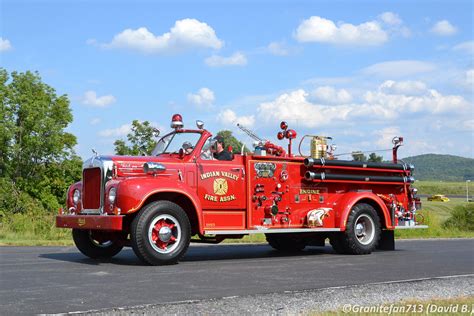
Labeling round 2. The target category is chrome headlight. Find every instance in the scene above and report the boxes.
[108,187,117,204]
[73,189,81,205]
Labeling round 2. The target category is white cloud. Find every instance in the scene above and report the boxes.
[99,123,131,137]
[374,127,401,147]
[217,109,255,127]
[466,69,474,87]
[104,19,223,54]
[258,90,352,128]
[453,41,474,54]
[205,52,247,67]
[90,118,101,125]
[257,82,470,128]
[0,37,12,52]
[294,16,388,46]
[364,85,469,114]
[379,12,402,26]
[187,87,215,109]
[377,12,411,38]
[431,20,457,36]
[312,86,352,104]
[82,90,116,107]
[462,119,474,131]
[267,41,290,56]
[362,60,436,78]
[379,80,428,95]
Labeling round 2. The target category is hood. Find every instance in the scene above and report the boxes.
[94,155,182,177]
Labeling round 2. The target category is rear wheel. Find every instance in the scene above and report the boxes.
[266,233,306,252]
[131,201,191,265]
[332,203,381,254]
[72,229,124,259]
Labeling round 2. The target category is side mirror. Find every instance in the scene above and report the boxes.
[179,148,185,159]
[196,120,204,129]
[153,128,160,137]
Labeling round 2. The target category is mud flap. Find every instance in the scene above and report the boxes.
[377,230,395,250]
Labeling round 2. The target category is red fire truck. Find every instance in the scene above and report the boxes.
[56,114,425,265]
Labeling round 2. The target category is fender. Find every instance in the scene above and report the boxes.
[115,177,203,233]
[336,192,393,231]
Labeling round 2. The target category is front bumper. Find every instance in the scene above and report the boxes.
[56,215,123,231]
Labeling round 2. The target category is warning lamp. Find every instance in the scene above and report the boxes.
[285,129,297,139]
[280,121,288,130]
[277,131,285,140]
[171,114,183,129]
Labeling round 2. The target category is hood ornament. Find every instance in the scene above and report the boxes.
[91,148,99,166]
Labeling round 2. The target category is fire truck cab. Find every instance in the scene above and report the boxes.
[57,114,426,265]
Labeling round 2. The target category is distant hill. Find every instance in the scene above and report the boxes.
[401,154,474,181]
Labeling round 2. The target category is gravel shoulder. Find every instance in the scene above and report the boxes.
[76,275,474,315]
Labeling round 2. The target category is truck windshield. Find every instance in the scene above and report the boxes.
[151,132,201,156]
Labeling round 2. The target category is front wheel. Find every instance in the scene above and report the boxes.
[72,229,124,259]
[131,201,191,265]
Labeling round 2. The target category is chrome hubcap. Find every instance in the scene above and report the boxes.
[158,226,172,243]
[354,214,375,245]
[148,214,181,254]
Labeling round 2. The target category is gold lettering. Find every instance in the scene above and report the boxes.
[204,194,218,202]
[221,171,239,181]
[219,194,236,202]
[300,189,320,195]
[200,171,221,180]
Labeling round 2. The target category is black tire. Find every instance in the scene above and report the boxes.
[329,234,347,254]
[337,203,381,254]
[72,229,124,259]
[131,201,191,265]
[265,234,306,252]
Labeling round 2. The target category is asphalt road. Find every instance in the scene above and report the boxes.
[1,239,473,315]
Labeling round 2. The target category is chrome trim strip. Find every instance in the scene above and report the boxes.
[204,228,342,235]
[81,156,114,214]
[395,225,429,229]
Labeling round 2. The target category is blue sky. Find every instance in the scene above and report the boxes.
[1,0,473,159]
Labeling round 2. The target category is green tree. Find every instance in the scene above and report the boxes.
[368,153,383,162]
[217,130,247,154]
[352,152,367,162]
[0,68,81,213]
[114,120,160,155]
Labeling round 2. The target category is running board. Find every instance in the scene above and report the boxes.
[204,228,342,235]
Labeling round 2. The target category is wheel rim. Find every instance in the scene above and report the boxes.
[354,214,375,245]
[148,214,181,254]
[88,231,113,248]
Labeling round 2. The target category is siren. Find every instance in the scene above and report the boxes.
[171,114,183,129]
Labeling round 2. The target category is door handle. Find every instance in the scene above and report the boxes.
[231,167,245,179]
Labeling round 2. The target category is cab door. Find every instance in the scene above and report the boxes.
[197,155,247,231]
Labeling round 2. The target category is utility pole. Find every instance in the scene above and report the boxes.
[467,180,471,202]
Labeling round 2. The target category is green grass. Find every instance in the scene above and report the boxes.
[415,180,472,196]
[396,198,474,239]
[0,213,73,246]
[314,296,474,315]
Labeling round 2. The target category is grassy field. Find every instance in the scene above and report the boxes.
[1,185,472,246]
[414,180,472,196]
[395,198,474,239]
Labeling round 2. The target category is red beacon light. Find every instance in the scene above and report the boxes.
[280,121,288,130]
[171,114,183,129]
[285,129,297,139]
